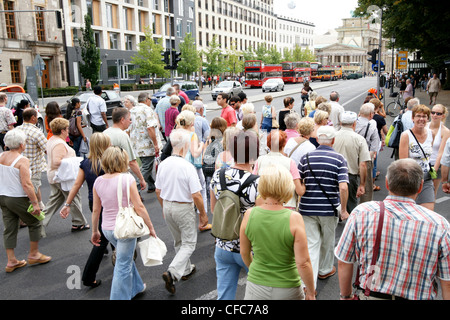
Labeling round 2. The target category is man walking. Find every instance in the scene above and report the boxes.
[329,91,345,131]
[298,125,349,288]
[336,159,450,300]
[104,107,146,191]
[87,86,109,132]
[355,103,380,203]
[17,108,47,209]
[333,111,370,213]
[129,92,162,193]
[155,86,177,141]
[426,73,441,105]
[217,93,236,127]
[155,129,209,294]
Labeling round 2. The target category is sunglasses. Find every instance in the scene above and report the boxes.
[431,111,443,116]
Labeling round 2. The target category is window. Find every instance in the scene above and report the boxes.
[178,0,183,16]
[35,6,46,42]
[10,60,21,83]
[4,0,16,39]
[106,4,113,28]
[186,21,192,34]
[125,35,133,50]
[176,19,182,37]
[109,32,118,49]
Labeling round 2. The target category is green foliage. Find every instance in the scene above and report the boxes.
[178,33,201,78]
[203,35,224,76]
[129,27,169,78]
[354,0,450,72]
[224,42,244,75]
[79,15,101,85]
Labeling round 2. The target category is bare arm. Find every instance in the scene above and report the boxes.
[337,260,354,299]
[398,131,409,159]
[129,159,146,190]
[60,168,85,219]
[441,279,450,300]
[18,158,39,214]
[192,191,208,228]
[339,182,349,220]
[91,188,102,246]
[239,208,253,268]
[101,112,109,128]
[129,179,156,237]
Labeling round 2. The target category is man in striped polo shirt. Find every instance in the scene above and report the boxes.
[336,159,450,300]
[298,125,349,288]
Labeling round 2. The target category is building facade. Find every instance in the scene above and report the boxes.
[0,0,67,88]
[64,0,195,87]
[276,15,314,54]
[195,0,277,53]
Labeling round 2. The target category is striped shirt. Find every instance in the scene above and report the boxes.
[298,145,348,216]
[335,196,450,300]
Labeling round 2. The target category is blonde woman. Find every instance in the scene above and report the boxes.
[60,133,111,288]
[240,165,315,300]
[310,110,329,148]
[428,104,450,196]
[92,146,156,300]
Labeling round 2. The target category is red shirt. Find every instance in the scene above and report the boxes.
[220,105,237,127]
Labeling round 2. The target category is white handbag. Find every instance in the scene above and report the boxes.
[137,236,167,267]
[113,173,150,239]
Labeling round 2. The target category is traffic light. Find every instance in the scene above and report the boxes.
[55,10,63,29]
[171,50,181,70]
[161,49,171,69]
[367,49,379,64]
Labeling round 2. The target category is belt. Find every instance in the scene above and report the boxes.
[357,287,407,300]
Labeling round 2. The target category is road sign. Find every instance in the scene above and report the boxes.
[372,60,385,72]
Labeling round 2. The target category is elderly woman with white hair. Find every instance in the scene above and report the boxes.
[237,103,256,130]
[0,129,51,272]
[284,112,302,140]
[121,95,137,110]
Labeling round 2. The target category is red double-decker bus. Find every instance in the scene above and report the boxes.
[244,60,282,87]
[281,61,311,83]
[310,61,322,81]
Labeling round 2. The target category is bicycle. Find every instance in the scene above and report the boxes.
[386,92,405,117]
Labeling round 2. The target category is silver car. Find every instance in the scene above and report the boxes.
[211,81,243,100]
[262,78,285,92]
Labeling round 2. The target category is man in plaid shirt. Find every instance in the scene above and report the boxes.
[335,158,450,300]
[17,108,47,209]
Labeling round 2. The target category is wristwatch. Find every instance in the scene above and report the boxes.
[340,293,354,299]
[64,203,71,207]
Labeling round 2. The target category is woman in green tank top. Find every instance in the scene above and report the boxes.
[240,165,315,300]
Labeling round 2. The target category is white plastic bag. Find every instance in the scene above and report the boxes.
[137,236,167,267]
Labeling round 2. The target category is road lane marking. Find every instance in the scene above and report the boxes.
[195,276,247,300]
[342,90,370,107]
[435,196,450,204]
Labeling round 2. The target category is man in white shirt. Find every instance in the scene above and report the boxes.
[87,86,109,132]
[329,91,345,131]
[155,129,209,295]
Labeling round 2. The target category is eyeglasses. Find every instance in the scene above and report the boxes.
[414,115,428,119]
[431,111,443,116]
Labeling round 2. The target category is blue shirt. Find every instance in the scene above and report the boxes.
[298,145,349,216]
[155,96,171,131]
[194,113,210,143]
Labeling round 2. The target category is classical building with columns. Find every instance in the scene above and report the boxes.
[314,17,394,74]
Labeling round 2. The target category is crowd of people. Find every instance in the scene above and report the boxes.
[1,82,450,301]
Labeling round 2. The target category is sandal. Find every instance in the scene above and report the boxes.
[5,260,27,273]
[72,224,90,232]
[28,254,52,266]
[199,223,212,232]
[373,185,381,191]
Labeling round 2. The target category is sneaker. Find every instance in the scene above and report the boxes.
[181,264,196,281]
[162,271,176,294]
[318,266,336,280]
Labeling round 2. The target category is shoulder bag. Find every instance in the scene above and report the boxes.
[353,201,385,299]
[306,153,341,217]
[408,129,437,179]
[114,173,150,239]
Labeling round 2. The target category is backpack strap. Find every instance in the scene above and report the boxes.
[219,168,258,195]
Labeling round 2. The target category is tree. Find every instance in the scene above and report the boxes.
[178,32,201,79]
[242,47,256,61]
[292,45,316,62]
[282,47,293,62]
[354,0,450,87]
[266,46,282,64]
[129,27,168,83]
[255,44,268,62]
[80,15,101,85]
[224,42,244,75]
[203,35,224,78]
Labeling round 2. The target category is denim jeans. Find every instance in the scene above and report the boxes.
[69,135,82,157]
[214,246,248,300]
[103,230,145,300]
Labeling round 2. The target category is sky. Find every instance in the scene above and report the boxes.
[273,0,359,35]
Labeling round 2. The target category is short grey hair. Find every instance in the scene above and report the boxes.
[169,95,181,105]
[4,128,27,150]
[122,95,137,106]
[330,91,340,101]
[166,87,176,96]
[170,129,190,151]
[360,103,375,116]
[407,97,420,110]
[284,112,301,130]
[386,159,423,196]
[138,92,150,103]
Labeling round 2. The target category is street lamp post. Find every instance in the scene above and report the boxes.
[390,35,396,95]
[74,39,82,91]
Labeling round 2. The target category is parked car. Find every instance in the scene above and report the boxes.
[60,90,124,118]
[1,86,45,133]
[211,81,243,100]
[262,78,285,92]
[151,81,200,107]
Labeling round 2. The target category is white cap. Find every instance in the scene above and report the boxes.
[341,111,358,124]
[317,125,336,139]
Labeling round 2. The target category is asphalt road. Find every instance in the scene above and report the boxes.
[1,77,448,303]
